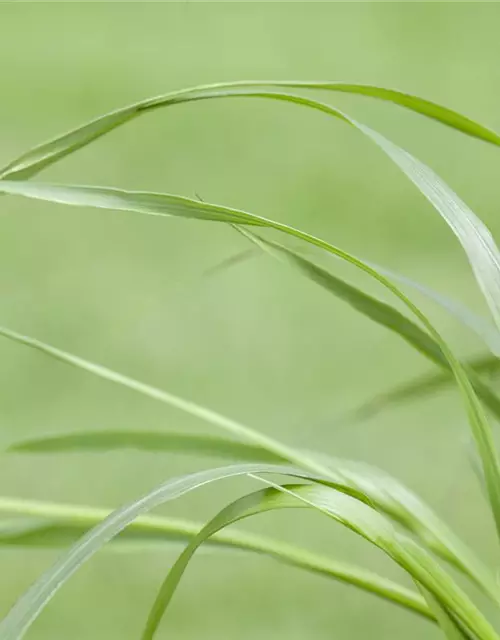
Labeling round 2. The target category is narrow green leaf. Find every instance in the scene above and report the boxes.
[346,353,500,424]
[357,120,500,343]
[370,261,500,356]
[258,481,499,640]
[305,453,499,604]
[142,481,497,640]
[1,80,498,182]
[7,431,283,462]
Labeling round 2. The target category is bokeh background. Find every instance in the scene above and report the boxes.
[1,3,500,639]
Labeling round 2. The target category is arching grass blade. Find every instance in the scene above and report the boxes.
[1,80,499,182]
[142,481,497,640]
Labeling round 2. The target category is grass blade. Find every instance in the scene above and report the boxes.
[1,80,498,182]
[357,120,500,341]
[417,586,471,640]
[256,481,499,640]
[371,262,500,356]
[7,431,283,462]
[346,353,500,424]
[305,453,498,603]
[142,481,497,640]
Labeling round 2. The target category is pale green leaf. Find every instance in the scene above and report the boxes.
[141,481,497,640]
[1,80,499,182]
[7,430,283,462]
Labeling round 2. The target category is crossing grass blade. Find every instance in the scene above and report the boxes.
[302,453,499,603]
[0,463,327,640]
[0,496,432,621]
[141,481,498,640]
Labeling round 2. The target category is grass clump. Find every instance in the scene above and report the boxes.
[1,81,500,639]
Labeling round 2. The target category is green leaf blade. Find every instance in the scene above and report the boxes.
[7,430,283,463]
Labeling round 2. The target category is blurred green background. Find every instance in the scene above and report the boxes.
[2,3,500,639]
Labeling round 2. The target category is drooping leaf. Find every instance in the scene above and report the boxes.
[303,452,499,603]
[256,482,498,640]
[1,80,499,183]
[141,481,496,640]
[355,119,500,345]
